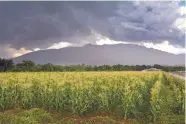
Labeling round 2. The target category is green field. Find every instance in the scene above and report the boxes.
[0,72,185,124]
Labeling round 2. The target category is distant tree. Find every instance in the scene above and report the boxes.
[22,60,36,71]
[41,63,53,71]
[153,64,163,69]
[15,60,36,72]
[0,58,14,72]
[112,64,124,71]
[0,58,184,72]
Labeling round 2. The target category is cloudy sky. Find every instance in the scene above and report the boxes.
[0,1,185,58]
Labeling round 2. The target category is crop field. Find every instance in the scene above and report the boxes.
[0,72,185,124]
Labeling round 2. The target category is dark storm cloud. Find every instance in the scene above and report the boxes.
[0,1,185,50]
[107,1,185,46]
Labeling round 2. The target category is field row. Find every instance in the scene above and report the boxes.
[0,72,185,123]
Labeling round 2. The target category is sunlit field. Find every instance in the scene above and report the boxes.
[0,72,185,124]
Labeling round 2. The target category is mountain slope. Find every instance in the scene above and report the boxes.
[13,44,185,66]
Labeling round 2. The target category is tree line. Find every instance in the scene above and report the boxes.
[0,58,185,72]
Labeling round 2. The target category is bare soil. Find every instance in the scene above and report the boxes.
[169,72,185,80]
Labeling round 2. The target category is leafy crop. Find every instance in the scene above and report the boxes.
[0,72,184,123]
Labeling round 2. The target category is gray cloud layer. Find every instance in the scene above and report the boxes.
[0,1,185,51]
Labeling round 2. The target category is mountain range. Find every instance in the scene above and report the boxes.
[13,44,185,66]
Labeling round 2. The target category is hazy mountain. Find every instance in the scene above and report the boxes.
[13,44,185,66]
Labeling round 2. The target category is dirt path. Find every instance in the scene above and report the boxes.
[169,72,185,80]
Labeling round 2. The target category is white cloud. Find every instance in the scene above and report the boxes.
[47,42,73,49]
[0,44,34,58]
[96,37,136,45]
[7,47,32,58]
[142,41,186,54]
[174,17,186,32]
[33,48,41,51]
[179,6,186,15]
[96,37,186,55]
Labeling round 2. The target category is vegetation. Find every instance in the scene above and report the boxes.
[0,58,185,72]
[0,108,143,124]
[0,72,184,123]
[0,58,14,72]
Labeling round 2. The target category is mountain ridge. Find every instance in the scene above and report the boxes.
[13,44,185,66]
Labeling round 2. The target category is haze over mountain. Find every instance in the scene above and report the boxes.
[13,44,185,66]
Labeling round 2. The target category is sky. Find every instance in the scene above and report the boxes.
[0,1,185,58]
